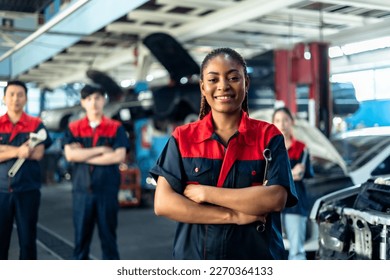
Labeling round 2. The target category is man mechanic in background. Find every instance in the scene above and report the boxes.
[64,84,129,260]
[0,80,52,259]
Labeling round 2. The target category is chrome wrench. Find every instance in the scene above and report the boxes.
[262,148,272,185]
[256,148,272,233]
[8,128,47,177]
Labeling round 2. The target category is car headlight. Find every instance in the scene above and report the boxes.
[319,221,348,252]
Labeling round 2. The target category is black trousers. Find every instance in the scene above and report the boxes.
[0,189,41,260]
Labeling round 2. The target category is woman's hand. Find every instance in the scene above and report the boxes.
[232,210,267,225]
[184,184,207,203]
[184,184,268,225]
[99,146,114,154]
[292,163,305,180]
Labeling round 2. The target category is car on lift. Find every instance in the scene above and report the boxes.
[246,50,360,117]
[295,82,359,116]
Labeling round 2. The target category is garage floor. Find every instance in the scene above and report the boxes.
[8,182,175,260]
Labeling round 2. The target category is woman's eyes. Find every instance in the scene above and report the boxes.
[207,76,240,82]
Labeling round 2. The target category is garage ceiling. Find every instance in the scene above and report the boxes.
[0,0,390,89]
[0,0,52,13]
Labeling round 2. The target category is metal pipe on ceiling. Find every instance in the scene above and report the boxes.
[0,0,91,63]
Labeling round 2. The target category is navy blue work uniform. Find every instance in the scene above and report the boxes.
[283,138,314,216]
[282,138,314,260]
[150,111,297,260]
[64,116,129,260]
[0,112,52,259]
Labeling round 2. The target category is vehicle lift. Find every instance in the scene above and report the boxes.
[274,42,333,137]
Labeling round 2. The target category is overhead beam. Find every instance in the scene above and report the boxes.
[53,54,96,62]
[105,22,164,36]
[128,10,197,23]
[171,0,303,41]
[156,0,230,10]
[279,8,382,27]
[232,22,337,37]
[194,31,301,49]
[67,45,118,54]
[318,0,390,11]
[325,18,390,46]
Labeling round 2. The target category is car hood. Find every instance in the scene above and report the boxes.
[250,109,348,175]
[142,32,200,83]
[86,69,124,101]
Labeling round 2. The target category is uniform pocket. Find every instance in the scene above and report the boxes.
[184,158,213,185]
[235,161,263,187]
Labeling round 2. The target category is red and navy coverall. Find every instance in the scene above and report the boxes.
[281,138,314,259]
[284,138,314,217]
[0,112,52,259]
[150,111,297,260]
[64,116,129,260]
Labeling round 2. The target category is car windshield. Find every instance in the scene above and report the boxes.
[331,135,390,170]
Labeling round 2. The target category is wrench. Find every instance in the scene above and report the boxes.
[8,128,47,177]
[262,148,272,185]
[256,148,273,233]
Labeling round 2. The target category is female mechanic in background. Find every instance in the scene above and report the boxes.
[272,107,314,260]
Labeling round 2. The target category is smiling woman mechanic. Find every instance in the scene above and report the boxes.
[150,48,297,260]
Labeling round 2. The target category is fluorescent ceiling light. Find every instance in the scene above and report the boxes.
[342,36,390,55]
[329,36,390,58]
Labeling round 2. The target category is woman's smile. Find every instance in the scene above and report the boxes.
[214,94,235,101]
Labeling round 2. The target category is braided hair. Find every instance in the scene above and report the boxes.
[199,48,249,120]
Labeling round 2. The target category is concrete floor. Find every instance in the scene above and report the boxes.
[8,182,176,260]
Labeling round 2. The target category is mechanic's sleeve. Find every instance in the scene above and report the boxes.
[149,136,185,194]
[266,134,298,208]
[303,149,314,179]
[62,126,76,147]
[36,122,53,149]
[113,125,130,152]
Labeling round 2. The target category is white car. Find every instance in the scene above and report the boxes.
[306,126,390,256]
[331,127,390,184]
[310,177,390,259]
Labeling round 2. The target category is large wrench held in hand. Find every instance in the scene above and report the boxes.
[8,128,47,177]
